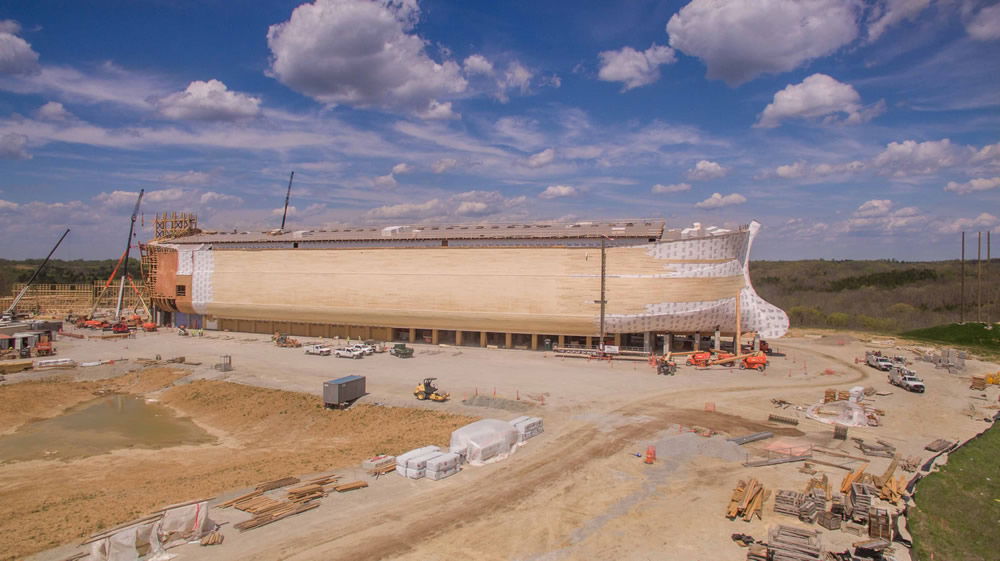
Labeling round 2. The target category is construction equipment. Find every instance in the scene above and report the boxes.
[687,351,736,367]
[272,332,301,348]
[389,343,414,358]
[2,228,70,323]
[414,378,449,401]
[34,339,55,356]
[656,356,677,375]
[739,352,769,372]
[141,322,157,332]
[111,322,131,334]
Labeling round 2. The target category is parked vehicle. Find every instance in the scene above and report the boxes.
[389,343,414,358]
[889,367,926,393]
[350,343,374,355]
[304,344,332,356]
[334,347,363,359]
[866,351,893,371]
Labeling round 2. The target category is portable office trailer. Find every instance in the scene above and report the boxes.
[323,375,366,408]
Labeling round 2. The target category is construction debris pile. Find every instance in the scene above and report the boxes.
[806,387,883,427]
[726,478,769,521]
[915,347,965,371]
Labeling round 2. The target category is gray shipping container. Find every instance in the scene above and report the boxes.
[324,375,366,408]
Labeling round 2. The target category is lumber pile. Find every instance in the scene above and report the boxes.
[768,413,799,425]
[847,483,874,524]
[200,531,224,546]
[878,475,907,505]
[839,464,869,493]
[868,508,892,540]
[234,501,319,532]
[768,525,822,561]
[971,375,987,390]
[334,480,369,492]
[823,389,837,403]
[233,496,283,515]
[256,476,300,492]
[726,478,769,521]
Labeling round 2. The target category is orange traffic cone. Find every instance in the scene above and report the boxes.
[644,445,656,464]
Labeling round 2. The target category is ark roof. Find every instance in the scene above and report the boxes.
[156,219,668,245]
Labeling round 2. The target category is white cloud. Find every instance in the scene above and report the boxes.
[945,176,1000,194]
[452,190,526,216]
[391,162,412,175]
[0,132,30,159]
[94,190,143,208]
[867,0,931,41]
[432,158,458,173]
[756,74,884,128]
[372,173,398,188]
[493,116,546,150]
[597,43,676,91]
[539,184,578,199]
[416,100,459,120]
[463,54,494,75]
[367,199,443,219]
[873,139,964,176]
[0,21,40,76]
[272,205,297,216]
[163,170,212,185]
[496,61,532,102]
[0,199,18,210]
[36,101,73,121]
[687,159,727,180]
[936,212,999,234]
[773,159,865,179]
[527,147,555,168]
[157,79,261,121]
[0,20,22,34]
[695,192,746,208]
[971,141,1000,165]
[266,0,467,114]
[200,191,243,206]
[144,188,187,203]
[846,199,925,232]
[667,0,859,85]
[965,2,1000,41]
[651,182,691,193]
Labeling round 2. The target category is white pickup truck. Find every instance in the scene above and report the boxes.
[889,367,926,393]
[304,345,332,356]
[866,351,894,371]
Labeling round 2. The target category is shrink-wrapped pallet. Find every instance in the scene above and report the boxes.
[426,465,459,480]
[395,445,440,477]
[449,419,518,466]
[426,451,460,472]
[509,416,544,445]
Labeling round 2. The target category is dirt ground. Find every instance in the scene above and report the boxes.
[3,327,998,561]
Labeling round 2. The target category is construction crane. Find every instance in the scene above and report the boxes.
[114,190,144,322]
[2,228,70,322]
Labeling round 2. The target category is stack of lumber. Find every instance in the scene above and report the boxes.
[837,390,851,401]
[797,494,821,523]
[823,389,837,403]
[334,480,369,492]
[773,490,803,517]
[839,464,869,494]
[369,463,396,477]
[768,413,799,425]
[256,476,300,492]
[971,376,987,390]
[856,439,895,459]
[233,501,320,532]
[199,531,224,546]
[879,475,907,505]
[286,473,341,502]
[830,494,844,518]
[803,474,830,499]
[216,490,263,509]
[726,478,769,521]
[768,525,822,561]
[232,496,283,514]
[848,483,873,524]
[817,510,841,530]
[872,457,897,487]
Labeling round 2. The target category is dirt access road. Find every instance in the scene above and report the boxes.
[21,329,999,561]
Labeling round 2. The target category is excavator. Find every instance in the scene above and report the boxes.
[413,378,450,402]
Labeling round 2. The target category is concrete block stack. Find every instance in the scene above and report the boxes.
[425,452,461,480]
[396,446,441,479]
[509,416,544,445]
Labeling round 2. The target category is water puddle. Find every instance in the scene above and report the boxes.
[0,394,215,463]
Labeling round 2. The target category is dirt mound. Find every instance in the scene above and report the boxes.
[0,380,478,561]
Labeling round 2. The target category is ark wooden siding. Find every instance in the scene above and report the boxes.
[192,246,744,336]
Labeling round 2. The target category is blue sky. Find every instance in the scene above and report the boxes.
[0,0,998,260]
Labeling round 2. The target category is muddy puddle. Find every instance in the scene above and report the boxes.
[0,394,215,463]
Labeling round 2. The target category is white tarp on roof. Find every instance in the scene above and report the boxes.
[450,419,518,466]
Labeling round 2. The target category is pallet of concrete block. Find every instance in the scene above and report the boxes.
[425,452,462,480]
[509,415,543,445]
[396,446,441,479]
[450,419,518,466]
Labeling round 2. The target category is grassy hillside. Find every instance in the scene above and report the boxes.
[751,259,999,333]
[909,423,1000,561]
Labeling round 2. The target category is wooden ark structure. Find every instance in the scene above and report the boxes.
[141,218,788,350]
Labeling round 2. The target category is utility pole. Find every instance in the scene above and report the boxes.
[280,171,294,231]
[978,231,983,323]
[989,232,993,325]
[593,235,613,350]
[960,232,965,323]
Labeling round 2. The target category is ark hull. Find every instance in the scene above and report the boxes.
[146,220,788,339]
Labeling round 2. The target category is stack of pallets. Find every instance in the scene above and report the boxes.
[868,508,892,540]
[773,490,803,517]
[768,525,823,561]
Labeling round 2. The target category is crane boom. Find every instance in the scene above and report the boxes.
[280,171,294,231]
[4,228,70,319]
[114,190,144,321]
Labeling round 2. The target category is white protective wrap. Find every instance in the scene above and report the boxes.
[509,416,544,445]
[449,419,518,466]
[396,445,441,478]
